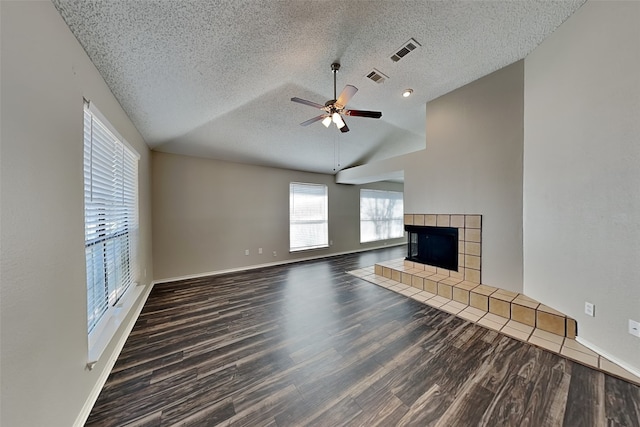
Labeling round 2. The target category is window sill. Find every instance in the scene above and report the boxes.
[289,245,330,253]
[87,283,146,367]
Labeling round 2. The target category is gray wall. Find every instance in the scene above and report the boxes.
[524,1,640,371]
[152,151,405,280]
[0,2,153,426]
[404,61,524,292]
[335,0,640,374]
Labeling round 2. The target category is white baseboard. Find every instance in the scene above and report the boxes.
[73,282,155,427]
[154,243,405,284]
[575,336,640,379]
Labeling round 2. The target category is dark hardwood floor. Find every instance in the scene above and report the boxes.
[86,247,640,426]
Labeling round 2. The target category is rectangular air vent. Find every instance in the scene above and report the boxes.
[365,68,389,84]
[390,38,421,62]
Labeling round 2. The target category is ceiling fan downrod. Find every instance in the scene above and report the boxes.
[331,62,340,101]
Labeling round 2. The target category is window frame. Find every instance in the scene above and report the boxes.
[83,100,140,357]
[289,182,329,252]
[359,188,404,243]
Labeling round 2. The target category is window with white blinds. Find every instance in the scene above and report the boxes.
[83,102,139,338]
[289,182,328,251]
[360,189,404,243]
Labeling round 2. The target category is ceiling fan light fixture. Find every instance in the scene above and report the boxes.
[402,88,414,98]
[332,112,346,129]
[322,116,332,127]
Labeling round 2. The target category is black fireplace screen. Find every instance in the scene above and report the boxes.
[405,225,458,271]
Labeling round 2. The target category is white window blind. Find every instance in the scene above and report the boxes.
[83,102,139,338]
[289,182,328,251]
[360,189,404,243]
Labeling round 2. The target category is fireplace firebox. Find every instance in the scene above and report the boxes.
[405,225,458,271]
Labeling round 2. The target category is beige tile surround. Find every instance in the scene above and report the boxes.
[404,214,482,283]
[402,214,575,337]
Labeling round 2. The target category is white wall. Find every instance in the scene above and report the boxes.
[152,151,405,280]
[524,1,640,371]
[403,61,524,292]
[0,2,153,426]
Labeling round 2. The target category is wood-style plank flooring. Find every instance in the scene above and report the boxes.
[87,247,640,426]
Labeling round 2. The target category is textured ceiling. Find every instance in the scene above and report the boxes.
[52,0,585,175]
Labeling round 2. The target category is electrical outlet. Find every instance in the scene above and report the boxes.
[258,248,263,254]
[629,319,640,338]
[330,240,333,246]
[273,251,277,257]
[245,249,249,256]
[585,302,595,317]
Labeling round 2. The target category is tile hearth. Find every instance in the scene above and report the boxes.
[376,258,576,338]
[348,260,640,387]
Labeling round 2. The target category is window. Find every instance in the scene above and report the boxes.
[289,182,328,251]
[83,101,139,345]
[360,189,404,243]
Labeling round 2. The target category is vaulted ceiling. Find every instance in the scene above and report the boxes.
[52,0,585,175]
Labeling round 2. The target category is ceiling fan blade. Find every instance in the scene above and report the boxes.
[339,117,350,133]
[343,109,382,119]
[335,85,358,109]
[291,97,325,109]
[300,115,327,127]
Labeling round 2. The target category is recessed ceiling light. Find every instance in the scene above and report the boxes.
[402,89,413,98]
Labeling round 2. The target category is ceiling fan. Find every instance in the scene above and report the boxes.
[291,63,382,133]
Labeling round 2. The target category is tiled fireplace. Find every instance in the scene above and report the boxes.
[374,213,578,339]
[403,213,482,283]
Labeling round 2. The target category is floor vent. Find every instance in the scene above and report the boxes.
[391,38,420,62]
[365,68,389,84]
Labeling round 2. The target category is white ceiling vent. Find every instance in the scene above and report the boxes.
[365,68,389,84]
[390,38,420,62]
